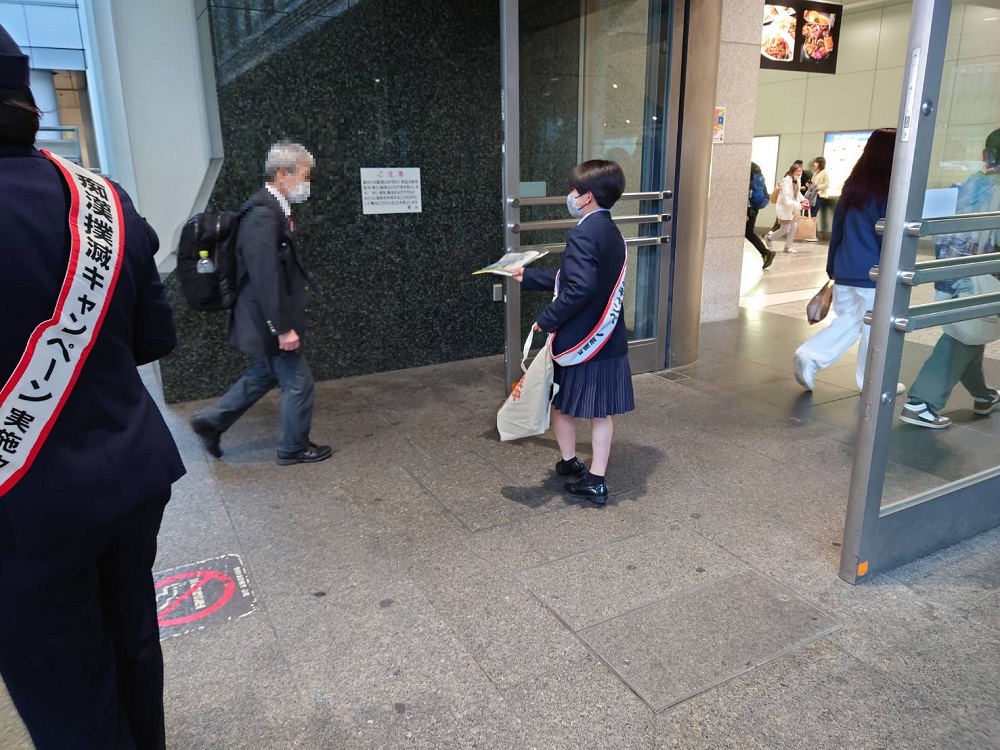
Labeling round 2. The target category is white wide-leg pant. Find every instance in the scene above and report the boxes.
[769,219,800,251]
[795,284,875,389]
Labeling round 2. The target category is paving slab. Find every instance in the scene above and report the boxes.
[517,526,750,631]
[579,570,842,711]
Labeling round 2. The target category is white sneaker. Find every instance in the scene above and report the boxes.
[793,354,816,391]
[763,234,773,250]
[784,246,798,254]
[803,237,819,242]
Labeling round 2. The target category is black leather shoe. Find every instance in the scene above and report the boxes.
[190,414,222,459]
[565,475,608,505]
[276,443,333,466]
[555,457,587,476]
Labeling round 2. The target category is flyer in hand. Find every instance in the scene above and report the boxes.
[473,250,549,276]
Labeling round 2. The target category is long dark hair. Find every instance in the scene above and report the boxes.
[840,128,896,211]
[0,87,40,147]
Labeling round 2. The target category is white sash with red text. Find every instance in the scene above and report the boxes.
[548,238,627,367]
[0,151,125,497]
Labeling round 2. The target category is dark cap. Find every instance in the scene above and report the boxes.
[0,24,30,89]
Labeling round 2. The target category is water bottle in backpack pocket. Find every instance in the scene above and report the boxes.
[177,207,246,311]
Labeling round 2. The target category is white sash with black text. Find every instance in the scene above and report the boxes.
[548,237,627,367]
[0,151,125,497]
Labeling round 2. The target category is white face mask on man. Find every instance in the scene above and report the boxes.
[288,181,311,204]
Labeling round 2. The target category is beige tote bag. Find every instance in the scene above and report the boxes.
[497,331,559,442]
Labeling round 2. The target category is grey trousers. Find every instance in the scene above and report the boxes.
[908,332,992,412]
[200,351,315,455]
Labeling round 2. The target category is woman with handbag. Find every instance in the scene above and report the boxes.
[764,164,811,254]
[793,128,905,394]
[512,160,634,505]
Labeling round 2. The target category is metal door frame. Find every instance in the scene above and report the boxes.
[840,0,1000,582]
[499,0,683,390]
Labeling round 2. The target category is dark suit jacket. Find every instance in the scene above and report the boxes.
[228,188,310,359]
[522,209,629,362]
[0,146,186,552]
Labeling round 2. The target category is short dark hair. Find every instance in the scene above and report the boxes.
[814,156,826,170]
[793,159,804,166]
[986,128,1000,168]
[569,159,625,208]
[0,87,39,146]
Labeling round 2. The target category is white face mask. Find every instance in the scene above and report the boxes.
[288,180,311,204]
[566,191,585,218]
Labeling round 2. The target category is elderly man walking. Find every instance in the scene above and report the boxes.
[191,141,332,465]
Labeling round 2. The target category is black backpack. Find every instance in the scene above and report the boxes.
[176,207,245,311]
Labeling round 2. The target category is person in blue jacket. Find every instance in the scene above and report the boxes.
[512,160,635,504]
[794,128,903,393]
[0,25,185,750]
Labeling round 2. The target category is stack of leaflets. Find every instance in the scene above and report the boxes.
[472,250,548,276]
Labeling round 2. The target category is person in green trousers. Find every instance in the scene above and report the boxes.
[901,129,1000,429]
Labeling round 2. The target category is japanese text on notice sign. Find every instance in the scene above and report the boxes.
[360,167,422,215]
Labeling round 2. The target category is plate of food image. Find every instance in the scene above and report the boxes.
[761,26,794,62]
[800,20,834,62]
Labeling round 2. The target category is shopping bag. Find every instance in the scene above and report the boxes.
[796,214,817,240]
[942,274,1000,345]
[806,281,833,325]
[769,186,780,204]
[497,331,559,441]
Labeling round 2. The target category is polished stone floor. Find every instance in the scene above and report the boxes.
[2,247,999,748]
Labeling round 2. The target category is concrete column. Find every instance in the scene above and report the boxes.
[30,69,60,128]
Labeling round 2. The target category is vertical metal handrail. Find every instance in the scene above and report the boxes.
[839,0,953,583]
[500,0,521,393]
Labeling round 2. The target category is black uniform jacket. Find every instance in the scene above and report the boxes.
[0,146,186,552]
[228,188,310,359]
[522,209,629,362]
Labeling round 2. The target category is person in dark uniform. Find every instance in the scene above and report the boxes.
[190,141,332,465]
[512,160,635,504]
[0,24,185,750]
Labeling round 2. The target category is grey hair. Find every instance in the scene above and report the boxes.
[264,140,315,181]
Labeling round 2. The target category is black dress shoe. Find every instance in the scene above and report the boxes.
[565,475,608,505]
[190,414,222,459]
[555,457,587,476]
[276,443,333,466]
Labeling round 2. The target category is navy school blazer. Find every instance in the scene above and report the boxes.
[0,146,185,553]
[521,209,629,362]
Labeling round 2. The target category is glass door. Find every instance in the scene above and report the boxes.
[500,0,680,388]
[840,0,1000,581]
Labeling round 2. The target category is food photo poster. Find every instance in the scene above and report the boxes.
[760,1,842,74]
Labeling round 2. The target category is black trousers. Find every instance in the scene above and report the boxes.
[0,492,170,750]
[746,208,770,259]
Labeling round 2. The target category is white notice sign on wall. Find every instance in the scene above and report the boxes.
[360,168,422,215]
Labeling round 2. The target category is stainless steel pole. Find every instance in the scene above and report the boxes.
[839,0,952,583]
[500,0,521,394]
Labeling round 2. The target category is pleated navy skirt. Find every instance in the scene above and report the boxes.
[553,353,635,419]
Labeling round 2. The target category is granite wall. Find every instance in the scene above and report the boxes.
[163,0,508,402]
[162,0,596,403]
[702,0,764,323]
